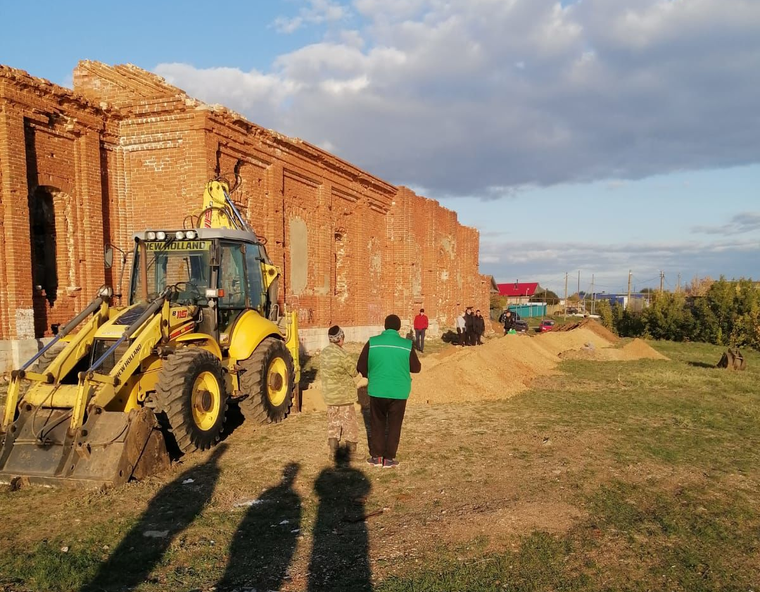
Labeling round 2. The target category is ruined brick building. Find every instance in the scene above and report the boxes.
[0,61,489,369]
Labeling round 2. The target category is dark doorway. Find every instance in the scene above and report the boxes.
[29,186,59,337]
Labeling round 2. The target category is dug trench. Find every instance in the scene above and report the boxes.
[6,327,759,591]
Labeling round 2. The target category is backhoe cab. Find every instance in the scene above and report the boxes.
[0,179,300,487]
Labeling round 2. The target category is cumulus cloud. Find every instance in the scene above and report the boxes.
[272,0,348,34]
[155,0,760,198]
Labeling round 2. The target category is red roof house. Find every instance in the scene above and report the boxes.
[496,282,539,303]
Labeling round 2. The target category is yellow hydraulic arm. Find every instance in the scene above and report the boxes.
[69,293,170,431]
[199,179,252,231]
[2,291,112,431]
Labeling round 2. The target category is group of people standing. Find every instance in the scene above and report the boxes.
[318,305,495,469]
[454,307,486,346]
[319,314,421,469]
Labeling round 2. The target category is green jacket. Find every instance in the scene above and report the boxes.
[320,343,358,406]
[364,330,417,400]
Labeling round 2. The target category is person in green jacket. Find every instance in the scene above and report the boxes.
[320,325,360,460]
[356,314,421,468]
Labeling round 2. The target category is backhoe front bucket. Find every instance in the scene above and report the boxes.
[0,406,169,488]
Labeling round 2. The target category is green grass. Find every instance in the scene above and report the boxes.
[376,341,760,591]
[2,340,760,591]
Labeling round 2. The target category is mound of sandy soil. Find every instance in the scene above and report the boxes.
[410,327,617,405]
[303,327,667,410]
[555,319,619,343]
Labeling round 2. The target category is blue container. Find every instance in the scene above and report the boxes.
[508,303,547,318]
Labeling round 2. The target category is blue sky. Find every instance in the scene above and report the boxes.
[1,0,758,296]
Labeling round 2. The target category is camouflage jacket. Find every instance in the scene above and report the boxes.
[320,343,359,406]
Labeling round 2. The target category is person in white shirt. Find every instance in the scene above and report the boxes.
[455,310,466,346]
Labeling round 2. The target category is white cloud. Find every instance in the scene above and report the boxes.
[272,0,348,34]
[321,75,370,95]
[156,0,760,197]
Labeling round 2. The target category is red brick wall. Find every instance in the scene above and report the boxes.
[0,66,106,340]
[0,61,489,344]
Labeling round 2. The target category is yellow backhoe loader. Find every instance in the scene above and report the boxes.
[0,178,300,487]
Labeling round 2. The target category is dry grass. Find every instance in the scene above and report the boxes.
[0,339,758,591]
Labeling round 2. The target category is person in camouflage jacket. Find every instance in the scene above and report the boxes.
[320,325,360,460]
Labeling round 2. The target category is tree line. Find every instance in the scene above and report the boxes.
[594,278,760,350]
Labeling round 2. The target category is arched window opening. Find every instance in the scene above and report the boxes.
[29,186,59,306]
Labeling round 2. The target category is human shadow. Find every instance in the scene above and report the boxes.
[308,446,372,591]
[80,444,227,592]
[687,361,716,369]
[216,463,302,591]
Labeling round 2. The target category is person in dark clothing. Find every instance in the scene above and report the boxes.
[356,314,421,468]
[500,309,515,334]
[413,308,429,353]
[464,307,476,346]
[474,309,486,345]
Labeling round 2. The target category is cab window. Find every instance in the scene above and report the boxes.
[245,245,265,312]
[218,243,247,309]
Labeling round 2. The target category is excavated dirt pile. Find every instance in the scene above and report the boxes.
[554,319,619,343]
[410,321,666,405]
[302,321,668,410]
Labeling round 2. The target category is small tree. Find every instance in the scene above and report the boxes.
[595,299,614,331]
[530,285,559,303]
[490,295,507,320]
[611,301,624,332]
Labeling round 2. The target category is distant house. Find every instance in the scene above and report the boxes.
[496,282,539,304]
[594,293,650,312]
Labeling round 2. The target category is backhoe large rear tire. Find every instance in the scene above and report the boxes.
[239,337,295,424]
[155,348,229,453]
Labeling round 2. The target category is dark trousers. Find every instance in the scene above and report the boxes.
[465,329,476,346]
[369,396,407,459]
[414,329,426,352]
[456,328,464,345]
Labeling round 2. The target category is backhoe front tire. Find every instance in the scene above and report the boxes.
[155,349,229,453]
[239,337,295,424]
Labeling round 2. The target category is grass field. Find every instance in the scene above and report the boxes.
[0,339,758,591]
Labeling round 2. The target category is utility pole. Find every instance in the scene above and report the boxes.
[626,270,632,311]
[677,273,681,293]
[577,270,581,299]
[591,273,595,314]
[564,272,568,320]
[659,270,664,294]
[544,286,547,320]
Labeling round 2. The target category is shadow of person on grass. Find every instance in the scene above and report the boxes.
[308,446,372,591]
[216,462,302,591]
[80,444,227,592]
[688,361,716,369]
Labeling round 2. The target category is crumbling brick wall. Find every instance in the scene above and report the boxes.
[0,66,107,367]
[0,61,489,366]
